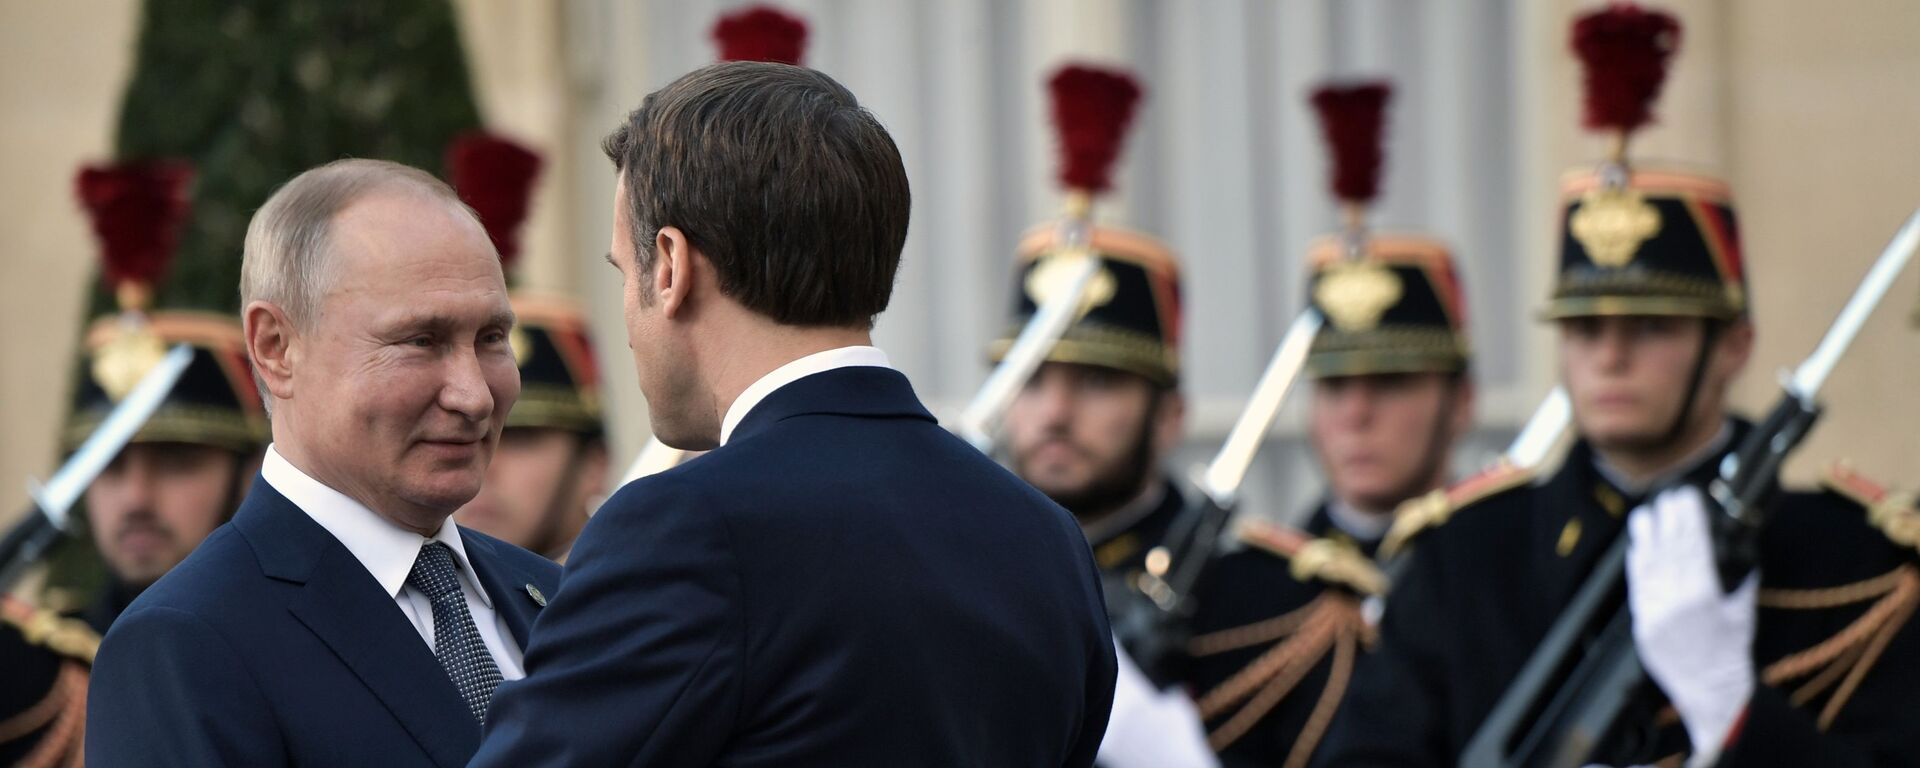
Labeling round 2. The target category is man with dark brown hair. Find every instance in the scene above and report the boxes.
[472,61,1116,768]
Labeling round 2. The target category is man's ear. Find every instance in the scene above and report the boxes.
[243,300,297,403]
[653,226,700,320]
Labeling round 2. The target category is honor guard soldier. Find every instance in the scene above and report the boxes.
[4,159,268,764]
[1319,5,1920,765]
[50,160,269,634]
[446,133,609,562]
[1183,81,1474,768]
[996,65,1188,617]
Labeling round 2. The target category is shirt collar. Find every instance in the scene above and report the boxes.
[1325,497,1394,543]
[1590,418,1734,498]
[718,346,893,445]
[260,444,490,608]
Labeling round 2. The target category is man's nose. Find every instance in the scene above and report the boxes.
[439,347,497,422]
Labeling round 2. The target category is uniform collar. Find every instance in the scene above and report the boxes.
[260,444,490,608]
[719,346,893,445]
[1589,418,1734,498]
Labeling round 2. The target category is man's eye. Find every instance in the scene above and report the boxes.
[407,336,435,348]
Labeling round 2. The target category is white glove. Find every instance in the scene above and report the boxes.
[1096,640,1221,768]
[1626,486,1757,768]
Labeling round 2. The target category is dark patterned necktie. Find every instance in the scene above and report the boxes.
[406,541,502,723]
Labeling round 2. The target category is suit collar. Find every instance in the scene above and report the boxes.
[231,481,484,768]
[720,346,893,444]
[727,365,935,445]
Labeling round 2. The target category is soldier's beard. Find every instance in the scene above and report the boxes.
[1049,407,1161,524]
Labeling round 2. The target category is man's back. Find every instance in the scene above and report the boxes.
[477,367,1117,766]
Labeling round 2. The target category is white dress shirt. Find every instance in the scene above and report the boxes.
[261,445,526,679]
[718,345,893,445]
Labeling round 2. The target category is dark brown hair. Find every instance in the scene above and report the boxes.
[603,61,910,328]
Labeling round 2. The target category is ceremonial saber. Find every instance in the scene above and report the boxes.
[1505,386,1570,470]
[1463,206,1920,768]
[954,249,1102,453]
[0,343,194,592]
[1115,308,1324,685]
[1195,309,1325,507]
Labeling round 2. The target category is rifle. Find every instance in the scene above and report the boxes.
[1111,309,1323,686]
[1460,208,1920,767]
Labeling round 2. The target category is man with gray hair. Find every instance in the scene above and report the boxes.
[86,158,561,767]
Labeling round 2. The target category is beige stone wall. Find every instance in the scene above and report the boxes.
[0,0,140,529]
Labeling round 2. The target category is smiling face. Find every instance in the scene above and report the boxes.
[282,190,520,531]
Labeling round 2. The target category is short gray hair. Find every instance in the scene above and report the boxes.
[240,158,480,412]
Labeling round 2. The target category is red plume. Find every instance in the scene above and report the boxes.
[713,5,808,65]
[446,131,544,269]
[1048,64,1144,195]
[1310,82,1392,205]
[74,159,194,292]
[1571,2,1681,134]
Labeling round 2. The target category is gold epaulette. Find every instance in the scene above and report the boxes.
[1235,519,1389,597]
[1822,462,1920,553]
[1,596,100,665]
[1380,460,1536,559]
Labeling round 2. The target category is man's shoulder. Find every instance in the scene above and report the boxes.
[1381,461,1540,559]
[123,524,265,621]
[1760,465,1919,589]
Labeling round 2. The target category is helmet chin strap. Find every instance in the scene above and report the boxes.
[1661,320,1722,446]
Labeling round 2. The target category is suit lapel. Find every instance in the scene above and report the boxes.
[236,480,481,768]
[459,530,543,648]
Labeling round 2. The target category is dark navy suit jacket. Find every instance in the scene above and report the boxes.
[472,366,1118,767]
[86,479,560,767]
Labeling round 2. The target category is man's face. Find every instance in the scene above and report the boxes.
[454,428,606,557]
[608,178,709,449]
[1558,315,1740,452]
[1310,372,1464,513]
[1006,363,1171,518]
[290,191,519,525]
[85,442,237,588]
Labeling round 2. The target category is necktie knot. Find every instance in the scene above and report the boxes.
[407,541,465,603]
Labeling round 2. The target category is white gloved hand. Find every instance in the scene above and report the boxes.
[1626,485,1757,768]
[1096,641,1221,768]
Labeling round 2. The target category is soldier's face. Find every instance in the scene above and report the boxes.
[1310,372,1468,513]
[455,428,607,559]
[1559,315,1748,451]
[85,443,241,588]
[288,192,519,529]
[1006,363,1179,517]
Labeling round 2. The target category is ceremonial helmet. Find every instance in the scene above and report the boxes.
[1303,82,1470,378]
[63,160,267,455]
[1544,3,1744,321]
[990,64,1183,388]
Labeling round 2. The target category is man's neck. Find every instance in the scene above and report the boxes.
[704,323,875,431]
[1592,416,1734,495]
[1077,479,1168,544]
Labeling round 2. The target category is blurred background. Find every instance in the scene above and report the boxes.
[4,0,1919,531]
